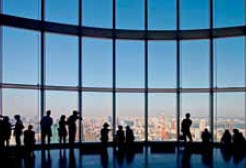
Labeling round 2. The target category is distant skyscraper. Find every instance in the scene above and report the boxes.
[107,115,112,125]
[171,118,176,130]
[199,119,206,131]
[161,113,167,140]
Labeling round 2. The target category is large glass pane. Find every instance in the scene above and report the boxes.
[46,91,78,143]
[46,0,78,25]
[3,0,40,19]
[214,93,245,142]
[46,33,78,86]
[214,0,244,28]
[83,92,112,142]
[148,93,176,141]
[148,0,176,30]
[82,0,112,28]
[214,37,244,87]
[116,40,144,88]
[116,0,144,30]
[148,41,176,88]
[181,93,209,141]
[116,93,144,141]
[3,27,40,85]
[181,40,209,88]
[2,89,40,144]
[82,38,112,87]
[180,0,209,30]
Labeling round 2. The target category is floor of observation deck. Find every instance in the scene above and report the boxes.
[1,146,246,168]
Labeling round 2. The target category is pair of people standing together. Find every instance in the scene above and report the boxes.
[40,110,82,147]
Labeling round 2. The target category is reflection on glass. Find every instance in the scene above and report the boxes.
[82,38,112,87]
[116,93,144,141]
[2,89,40,144]
[46,91,78,143]
[181,93,209,141]
[116,40,144,88]
[46,33,78,86]
[215,93,245,141]
[116,0,144,30]
[83,92,112,142]
[148,41,176,88]
[82,0,112,28]
[148,93,176,141]
[3,27,40,85]
[181,40,209,88]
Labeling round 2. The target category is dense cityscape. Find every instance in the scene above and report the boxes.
[7,112,245,145]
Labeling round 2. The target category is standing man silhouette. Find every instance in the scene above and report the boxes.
[100,122,111,150]
[181,113,193,142]
[13,114,25,147]
[116,125,125,152]
[67,110,82,146]
[40,110,53,148]
[125,125,135,147]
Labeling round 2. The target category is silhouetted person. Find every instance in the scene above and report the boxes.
[58,115,67,145]
[100,122,111,152]
[13,114,25,147]
[220,129,232,147]
[201,128,212,162]
[116,125,125,152]
[125,125,135,150]
[3,116,11,146]
[40,110,53,147]
[220,129,232,163]
[67,110,82,146]
[24,125,36,157]
[201,128,212,145]
[232,129,246,164]
[181,113,193,142]
[232,129,246,151]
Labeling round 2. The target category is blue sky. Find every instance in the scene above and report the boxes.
[1,0,246,119]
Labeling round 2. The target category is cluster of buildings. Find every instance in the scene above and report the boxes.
[8,112,245,144]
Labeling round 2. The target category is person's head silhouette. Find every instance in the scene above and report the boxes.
[28,124,33,130]
[185,113,190,119]
[60,115,66,120]
[14,114,20,120]
[46,110,51,116]
[73,110,79,116]
[103,122,109,128]
[118,125,123,130]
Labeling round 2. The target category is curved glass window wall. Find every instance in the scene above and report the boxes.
[0,0,246,144]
